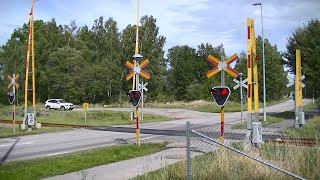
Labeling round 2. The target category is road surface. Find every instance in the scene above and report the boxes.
[0,99,310,163]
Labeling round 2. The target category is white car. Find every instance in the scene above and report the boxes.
[45,99,74,110]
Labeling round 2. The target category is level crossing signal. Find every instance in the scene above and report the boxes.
[210,86,231,107]
[7,92,15,105]
[127,90,142,107]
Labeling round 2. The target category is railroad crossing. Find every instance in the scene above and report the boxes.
[124,0,151,146]
[7,74,19,133]
[206,53,239,144]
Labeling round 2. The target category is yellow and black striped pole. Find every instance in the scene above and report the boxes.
[295,49,303,128]
[251,19,260,123]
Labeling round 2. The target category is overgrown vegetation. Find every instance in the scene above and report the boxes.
[0,143,167,180]
[135,143,320,180]
[283,114,320,139]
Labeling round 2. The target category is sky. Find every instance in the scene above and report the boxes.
[0,0,320,57]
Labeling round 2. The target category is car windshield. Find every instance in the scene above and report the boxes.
[59,100,67,103]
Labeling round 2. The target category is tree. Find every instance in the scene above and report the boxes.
[121,15,166,100]
[196,43,226,101]
[284,19,320,97]
[47,47,86,104]
[35,19,65,101]
[1,22,31,104]
[166,45,197,101]
[139,15,166,100]
[235,36,287,101]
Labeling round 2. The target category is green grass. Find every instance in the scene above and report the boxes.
[233,116,285,129]
[0,106,170,138]
[282,114,320,139]
[192,101,245,113]
[147,98,288,113]
[134,143,320,180]
[0,142,167,180]
[195,98,288,113]
[0,106,170,127]
[233,101,318,129]
[272,101,317,120]
[37,110,170,126]
[272,111,295,119]
[0,126,70,138]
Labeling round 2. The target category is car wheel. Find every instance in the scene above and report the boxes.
[60,106,66,111]
[45,105,50,109]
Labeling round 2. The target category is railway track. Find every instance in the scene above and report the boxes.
[267,138,319,147]
[0,119,90,128]
[1,119,319,146]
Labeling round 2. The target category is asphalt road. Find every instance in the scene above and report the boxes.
[0,99,310,163]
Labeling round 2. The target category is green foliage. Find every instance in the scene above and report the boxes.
[284,19,320,98]
[316,98,320,106]
[166,45,198,100]
[0,108,170,127]
[0,143,167,180]
[0,15,290,105]
[138,16,166,100]
[166,44,228,101]
[235,36,287,101]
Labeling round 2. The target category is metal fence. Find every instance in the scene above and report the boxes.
[186,122,305,180]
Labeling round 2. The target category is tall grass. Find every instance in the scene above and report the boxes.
[282,113,320,139]
[135,143,320,180]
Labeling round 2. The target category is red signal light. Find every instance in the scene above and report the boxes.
[210,86,231,107]
[221,89,228,96]
[127,90,142,107]
[133,92,140,98]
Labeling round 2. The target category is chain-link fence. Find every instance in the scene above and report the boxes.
[186,122,306,180]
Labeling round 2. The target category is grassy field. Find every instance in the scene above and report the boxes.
[283,114,320,139]
[0,142,167,180]
[0,105,170,137]
[134,142,319,180]
[36,109,170,126]
[143,98,288,113]
[0,106,170,126]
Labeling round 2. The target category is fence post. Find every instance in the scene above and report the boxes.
[186,121,191,180]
